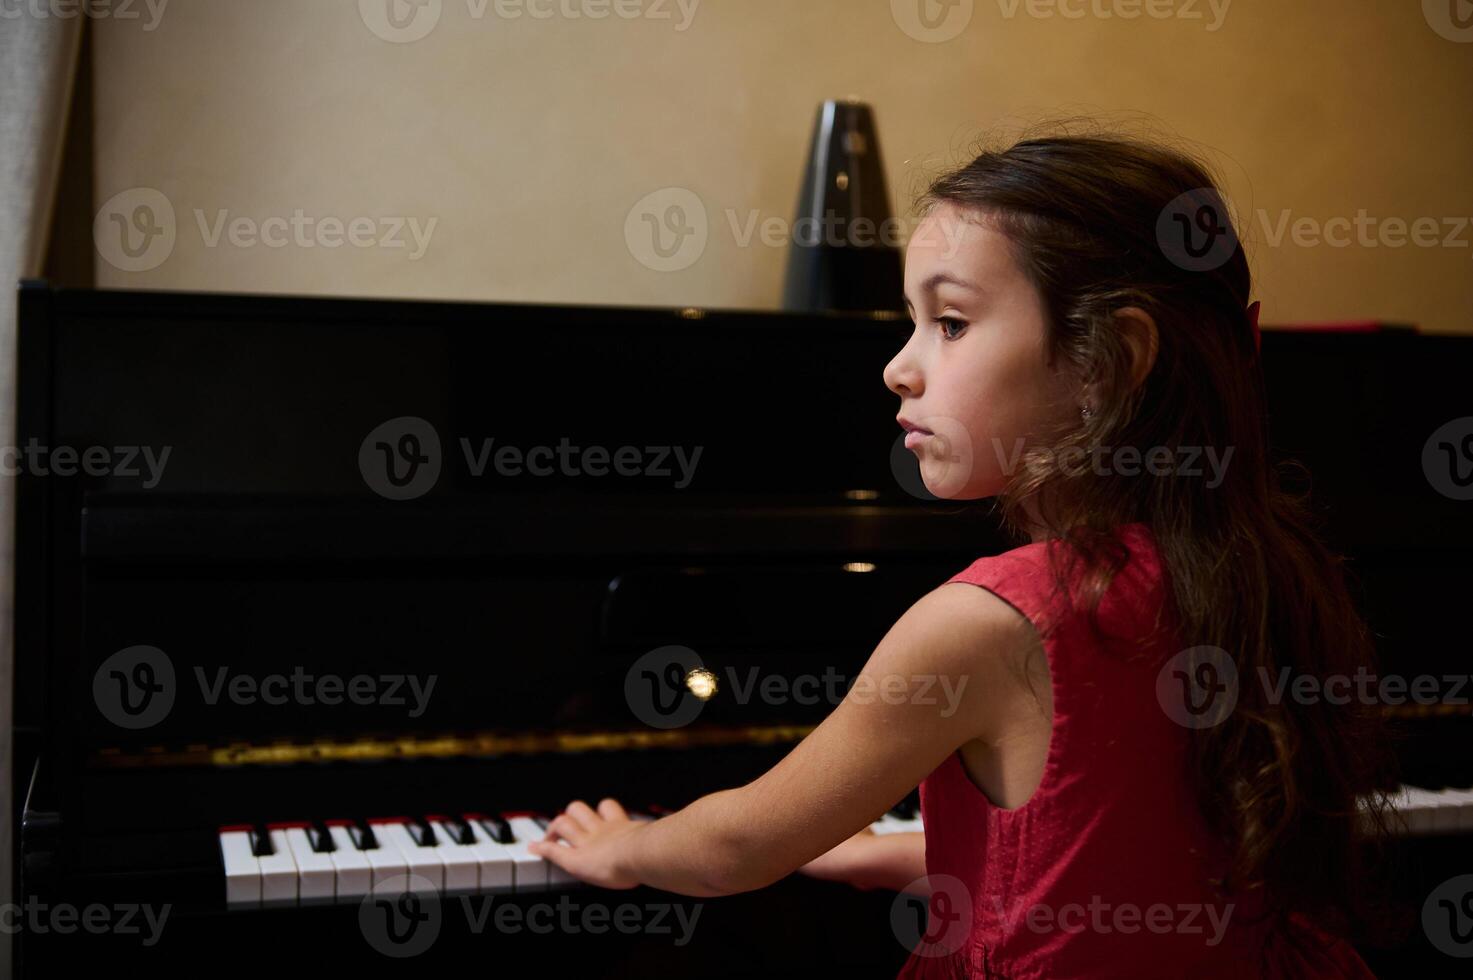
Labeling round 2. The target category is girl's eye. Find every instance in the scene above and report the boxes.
[936,317,967,340]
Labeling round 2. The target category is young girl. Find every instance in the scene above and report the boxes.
[528,133,1396,977]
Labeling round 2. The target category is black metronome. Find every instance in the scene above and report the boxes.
[781,99,905,314]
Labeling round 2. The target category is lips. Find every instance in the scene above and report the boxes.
[898,416,934,451]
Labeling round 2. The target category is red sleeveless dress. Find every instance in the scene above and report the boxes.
[895,522,1375,979]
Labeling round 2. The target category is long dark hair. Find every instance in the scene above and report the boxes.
[918,128,1399,937]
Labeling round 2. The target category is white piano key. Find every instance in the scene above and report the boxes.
[324,824,373,902]
[357,823,410,896]
[219,830,262,909]
[1454,788,1473,833]
[504,816,551,892]
[284,827,336,905]
[374,821,445,893]
[1400,786,1444,835]
[256,829,300,907]
[1437,787,1473,833]
[462,816,516,893]
[427,819,483,894]
[871,813,922,836]
[531,816,581,889]
[1426,787,1468,834]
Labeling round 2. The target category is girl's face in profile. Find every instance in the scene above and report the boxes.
[884,202,1078,500]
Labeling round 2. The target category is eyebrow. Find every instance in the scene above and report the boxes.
[903,272,982,313]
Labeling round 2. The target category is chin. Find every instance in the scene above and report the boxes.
[917,462,996,501]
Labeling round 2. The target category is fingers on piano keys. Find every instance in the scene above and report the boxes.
[220,812,577,910]
[219,802,927,909]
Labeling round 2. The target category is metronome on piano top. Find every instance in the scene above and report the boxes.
[781,98,906,315]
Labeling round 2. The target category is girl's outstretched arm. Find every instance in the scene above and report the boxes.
[528,582,1042,897]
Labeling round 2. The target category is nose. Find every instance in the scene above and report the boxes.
[883,341,921,399]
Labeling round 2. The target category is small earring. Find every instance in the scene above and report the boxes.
[1080,405,1094,420]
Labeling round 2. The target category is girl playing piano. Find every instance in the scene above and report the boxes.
[529,132,1396,978]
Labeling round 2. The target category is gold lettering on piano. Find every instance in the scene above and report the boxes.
[88,724,818,768]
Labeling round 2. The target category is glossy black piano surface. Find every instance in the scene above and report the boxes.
[11,282,1473,976]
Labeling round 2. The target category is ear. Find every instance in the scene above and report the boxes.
[1113,306,1159,394]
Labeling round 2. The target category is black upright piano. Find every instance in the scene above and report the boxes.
[11,282,1473,976]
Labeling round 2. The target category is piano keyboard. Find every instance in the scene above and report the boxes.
[216,785,1464,909]
[1384,784,1473,835]
[218,803,927,909]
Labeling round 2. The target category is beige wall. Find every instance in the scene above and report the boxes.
[93,0,1473,333]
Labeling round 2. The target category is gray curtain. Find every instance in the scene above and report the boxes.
[0,14,85,977]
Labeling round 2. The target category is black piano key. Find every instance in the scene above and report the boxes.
[248,825,274,857]
[532,815,551,832]
[407,817,438,847]
[307,821,336,853]
[349,819,379,851]
[474,814,514,844]
[440,817,475,845]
